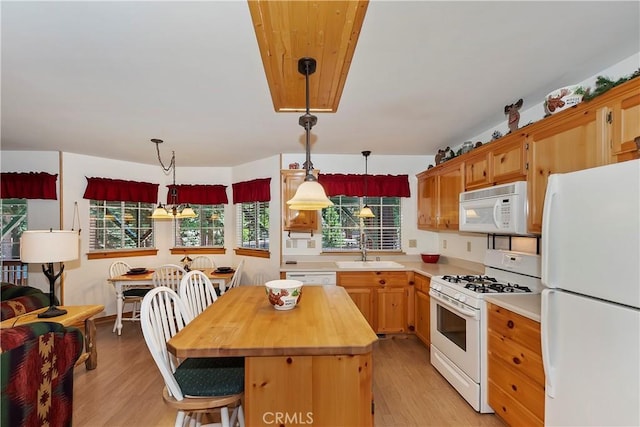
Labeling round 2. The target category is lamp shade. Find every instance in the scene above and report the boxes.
[358,206,375,218]
[287,180,334,210]
[20,230,79,263]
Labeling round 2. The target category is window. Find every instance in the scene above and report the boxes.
[237,202,269,250]
[89,200,154,250]
[174,204,225,247]
[1,199,27,260]
[322,196,401,252]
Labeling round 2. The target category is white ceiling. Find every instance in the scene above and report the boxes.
[2,1,639,167]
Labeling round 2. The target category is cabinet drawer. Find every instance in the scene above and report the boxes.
[488,354,544,420]
[487,303,541,352]
[338,271,407,287]
[488,379,543,427]
[488,330,545,386]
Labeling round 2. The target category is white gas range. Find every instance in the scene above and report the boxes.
[429,249,541,413]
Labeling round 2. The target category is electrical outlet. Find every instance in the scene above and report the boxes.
[409,239,417,248]
[467,241,472,252]
[443,239,447,249]
[307,240,316,249]
[286,240,292,249]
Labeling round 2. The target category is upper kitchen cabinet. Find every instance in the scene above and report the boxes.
[526,108,602,233]
[281,169,319,232]
[464,133,527,190]
[602,78,640,163]
[417,161,464,231]
[417,170,438,229]
[527,78,640,233]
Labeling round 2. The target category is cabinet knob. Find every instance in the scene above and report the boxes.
[511,384,518,391]
[507,320,514,329]
[379,280,386,285]
[512,356,521,365]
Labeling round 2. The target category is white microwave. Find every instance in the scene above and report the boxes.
[459,181,528,235]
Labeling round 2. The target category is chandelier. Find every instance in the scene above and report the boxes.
[150,138,197,219]
[286,57,334,211]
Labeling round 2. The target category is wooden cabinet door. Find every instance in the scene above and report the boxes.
[608,80,640,162]
[437,162,463,230]
[345,287,374,330]
[417,172,438,230]
[414,290,430,346]
[464,152,490,190]
[490,135,527,184]
[376,287,407,333]
[281,170,318,231]
[527,111,601,233]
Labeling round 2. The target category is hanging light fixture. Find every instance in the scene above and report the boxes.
[286,57,334,211]
[358,150,375,218]
[150,138,197,219]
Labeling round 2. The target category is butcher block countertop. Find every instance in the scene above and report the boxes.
[167,285,378,358]
[484,294,542,322]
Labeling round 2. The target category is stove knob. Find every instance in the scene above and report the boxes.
[459,294,466,303]
[454,293,461,300]
[436,284,442,292]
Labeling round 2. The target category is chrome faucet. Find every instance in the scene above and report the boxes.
[360,233,372,262]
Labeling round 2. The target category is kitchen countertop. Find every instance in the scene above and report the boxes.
[280,260,483,278]
[484,294,542,322]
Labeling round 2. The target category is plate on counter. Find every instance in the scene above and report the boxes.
[126,268,149,275]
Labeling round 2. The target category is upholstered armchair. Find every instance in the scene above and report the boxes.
[1,322,84,427]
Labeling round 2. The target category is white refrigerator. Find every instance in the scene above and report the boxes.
[541,159,640,426]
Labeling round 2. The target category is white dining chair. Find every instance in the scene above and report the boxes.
[190,256,215,270]
[140,287,244,427]
[152,264,186,292]
[179,270,218,317]
[109,260,149,333]
[220,259,244,296]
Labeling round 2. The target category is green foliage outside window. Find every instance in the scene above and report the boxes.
[1,199,27,259]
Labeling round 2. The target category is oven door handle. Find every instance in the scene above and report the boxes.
[429,290,478,319]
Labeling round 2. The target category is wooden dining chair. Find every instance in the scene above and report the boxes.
[220,260,244,296]
[190,256,215,270]
[151,264,186,292]
[140,287,244,427]
[179,270,218,317]
[109,260,149,333]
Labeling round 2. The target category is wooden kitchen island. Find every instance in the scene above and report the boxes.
[167,285,378,427]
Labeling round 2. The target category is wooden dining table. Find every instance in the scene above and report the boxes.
[167,285,378,427]
[108,268,234,335]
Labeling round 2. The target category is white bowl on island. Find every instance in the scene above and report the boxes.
[265,279,303,310]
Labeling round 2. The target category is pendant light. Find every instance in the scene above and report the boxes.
[358,150,375,218]
[150,138,197,219]
[286,57,334,211]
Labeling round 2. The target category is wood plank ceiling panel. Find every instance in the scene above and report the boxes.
[248,0,369,113]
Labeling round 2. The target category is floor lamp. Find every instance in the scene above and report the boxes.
[20,230,79,318]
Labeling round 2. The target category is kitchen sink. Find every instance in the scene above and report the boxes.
[335,261,405,269]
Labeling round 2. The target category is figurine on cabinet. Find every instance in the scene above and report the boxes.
[435,149,445,165]
[504,98,523,133]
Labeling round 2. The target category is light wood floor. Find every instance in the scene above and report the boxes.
[74,322,505,426]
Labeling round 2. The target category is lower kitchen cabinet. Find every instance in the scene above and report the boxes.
[338,271,409,333]
[413,273,430,346]
[487,302,545,427]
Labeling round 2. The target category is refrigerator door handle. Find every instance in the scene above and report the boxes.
[541,288,556,398]
[541,175,559,285]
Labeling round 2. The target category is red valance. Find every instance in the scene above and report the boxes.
[232,178,271,204]
[83,177,159,203]
[167,184,228,205]
[0,172,58,200]
[318,174,411,197]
